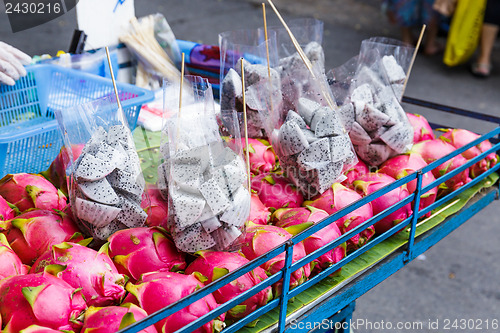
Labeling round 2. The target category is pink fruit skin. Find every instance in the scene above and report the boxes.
[185,251,272,320]
[41,144,84,196]
[406,113,435,143]
[439,128,499,178]
[411,139,472,192]
[0,195,15,221]
[141,184,169,229]
[107,227,186,283]
[249,193,271,225]
[229,138,277,175]
[126,271,225,333]
[272,207,346,274]
[379,154,438,218]
[30,242,126,307]
[251,173,304,210]
[240,223,310,295]
[0,233,28,280]
[0,272,87,333]
[0,173,67,213]
[19,325,65,332]
[352,173,413,234]
[342,159,369,185]
[305,184,375,252]
[81,303,158,333]
[2,207,84,265]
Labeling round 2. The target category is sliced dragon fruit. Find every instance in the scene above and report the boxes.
[219,186,251,227]
[285,110,307,129]
[115,194,148,228]
[350,121,372,145]
[82,126,108,154]
[156,162,170,200]
[170,161,203,194]
[170,188,206,229]
[308,161,344,194]
[107,169,145,200]
[173,145,211,174]
[350,83,373,104]
[77,178,119,205]
[379,121,414,154]
[107,125,135,149]
[200,217,222,233]
[356,142,395,166]
[329,134,353,162]
[310,107,344,137]
[356,66,385,92]
[220,68,242,111]
[338,102,355,132]
[199,178,231,216]
[382,55,406,84]
[212,223,242,250]
[75,154,116,181]
[94,142,128,168]
[278,121,310,156]
[355,103,391,132]
[92,220,127,241]
[174,223,216,253]
[75,197,121,228]
[297,137,331,171]
[297,97,321,125]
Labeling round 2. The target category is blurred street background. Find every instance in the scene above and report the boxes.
[1,0,499,331]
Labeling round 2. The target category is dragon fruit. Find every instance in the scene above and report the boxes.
[0,233,28,280]
[107,227,186,283]
[248,193,271,225]
[379,153,438,217]
[228,138,277,175]
[19,325,66,332]
[352,173,412,234]
[41,144,85,196]
[239,223,311,295]
[81,303,158,333]
[0,272,87,332]
[2,207,84,265]
[142,184,169,229]
[305,183,375,251]
[439,128,499,178]
[342,159,369,185]
[185,251,272,320]
[411,139,472,193]
[125,271,226,333]
[272,206,346,274]
[251,173,304,210]
[0,173,67,213]
[406,113,435,143]
[30,242,126,307]
[0,195,16,221]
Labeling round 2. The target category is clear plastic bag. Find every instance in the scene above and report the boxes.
[157,76,250,253]
[55,96,148,243]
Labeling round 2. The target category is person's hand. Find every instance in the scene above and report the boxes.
[0,42,32,86]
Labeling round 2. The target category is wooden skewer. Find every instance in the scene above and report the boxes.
[266,0,336,111]
[262,2,276,122]
[402,24,426,97]
[240,58,252,192]
[105,47,123,114]
[406,198,459,232]
[179,53,185,116]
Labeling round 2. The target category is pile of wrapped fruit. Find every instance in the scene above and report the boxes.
[0,34,499,333]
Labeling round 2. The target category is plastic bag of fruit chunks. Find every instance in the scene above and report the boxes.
[219,28,279,138]
[342,42,415,166]
[55,95,149,244]
[157,75,251,253]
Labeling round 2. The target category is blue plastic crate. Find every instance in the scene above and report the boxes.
[0,64,154,176]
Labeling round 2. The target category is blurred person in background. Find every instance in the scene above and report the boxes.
[384,0,442,55]
[0,41,32,86]
[471,0,500,78]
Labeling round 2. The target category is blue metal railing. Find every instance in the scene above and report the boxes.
[119,99,500,333]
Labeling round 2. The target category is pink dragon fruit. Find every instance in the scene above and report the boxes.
[30,241,126,307]
[0,195,16,221]
[19,325,67,332]
[141,184,169,229]
[107,227,186,283]
[439,128,499,178]
[229,138,277,175]
[185,251,273,320]
[272,206,346,274]
[379,153,438,217]
[125,271,226,333]
[352,173,412,234]
[0,233,28,280]
[0,173,67,213]
[406,113,435,143]
[305,183,375,252]
[251,173,304,210]
[0,272,87,332]
[342,159,369,185]
[41,144,85,196]
[81,303,158,333]
[411,139,472,193]
[239,223,311,295]
[248,193,271,225]
[2,207,84,265]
